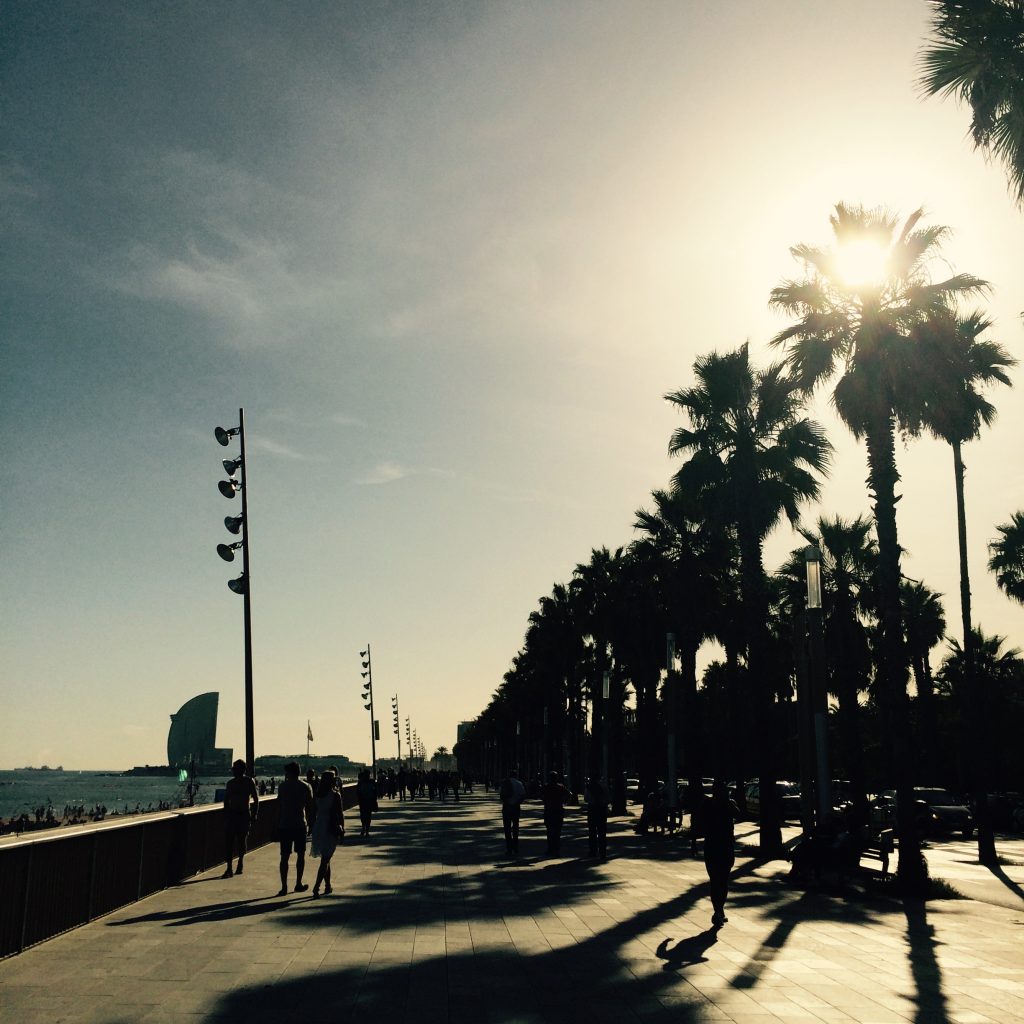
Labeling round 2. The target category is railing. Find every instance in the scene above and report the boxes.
[0,783,358,959]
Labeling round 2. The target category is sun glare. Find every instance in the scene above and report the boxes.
[835,238,890,289]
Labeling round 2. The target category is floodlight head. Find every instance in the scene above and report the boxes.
[361,660,369,669]
[215,426,239,446]
[363,703,372,711]
[222,457,242,475]
[359,649,367,658]
[361,670,369,678]
[227,574,247,595]
[224,515,244,535]
[216,542,242,562]
[218,479,239,499]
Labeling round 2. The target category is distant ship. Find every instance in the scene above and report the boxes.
[19,765,64,772]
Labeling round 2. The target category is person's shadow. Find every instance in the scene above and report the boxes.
[656,927,719,970]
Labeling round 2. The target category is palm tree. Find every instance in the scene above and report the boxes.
[634,487,731,814]
[526,583,586,791]
[901,579,947,782]
[910,307,1014,863]
[666,343,831,852]
[769,202,987,892]
[572,547,628,812]
[919,0,1024,206]
[937,628,1023,799]
[610,542,670,799]
[989,511,1024,604]
[780,514,877,827]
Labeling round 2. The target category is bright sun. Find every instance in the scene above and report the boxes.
[835,238,890,289]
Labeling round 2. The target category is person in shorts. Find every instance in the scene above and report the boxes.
[275,761,314,896]
[223,759,259,877]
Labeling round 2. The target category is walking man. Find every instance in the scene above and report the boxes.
[223,759,259,877]
[499,768,526,856]
[540,772,571,855]
[275,761,313,895]
[703,780,738,926]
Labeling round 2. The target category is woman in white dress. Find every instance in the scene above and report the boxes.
[311,769,344,896]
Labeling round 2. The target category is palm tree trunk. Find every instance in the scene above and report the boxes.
[953,441,996,865]
[865,417,928,893]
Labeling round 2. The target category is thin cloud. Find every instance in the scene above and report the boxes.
[332,413,368,429]
[354,461,409,485]
[248,437,316,461]
[353,462,454,486]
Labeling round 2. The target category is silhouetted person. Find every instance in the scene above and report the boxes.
[356,769,378,837]
[222,759,259,877]
[311,769,344,896]
[703,780,737,926]
[499,769,526,855]
[275,761,313,896]
[540,772,571,855]
[585,776,609,860]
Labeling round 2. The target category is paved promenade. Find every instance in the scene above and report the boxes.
[1,792,1023,1024]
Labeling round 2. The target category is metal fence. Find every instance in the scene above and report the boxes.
[0,783,358,959]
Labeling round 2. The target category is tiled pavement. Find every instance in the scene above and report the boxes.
[1,792,1023,1024]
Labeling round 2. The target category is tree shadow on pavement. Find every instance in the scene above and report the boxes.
[904,899,950,1024]
[985,862,1024,903]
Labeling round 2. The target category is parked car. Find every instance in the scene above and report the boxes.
[870,787,973,838]
[744,780,802,821]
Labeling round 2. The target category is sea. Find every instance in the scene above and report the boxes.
[0,768,232,822]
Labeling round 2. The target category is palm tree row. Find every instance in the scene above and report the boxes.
[456,203,1017,894]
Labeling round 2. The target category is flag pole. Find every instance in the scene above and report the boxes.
[307,720,311,760]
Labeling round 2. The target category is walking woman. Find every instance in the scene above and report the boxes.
[703,780,738,926]
[311,769,344,897]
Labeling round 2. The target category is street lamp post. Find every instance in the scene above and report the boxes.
[215,409,255,777]
[805,544,831,827]
[360,645,377,779]
[601,671,610,786]
[665,633,677,812]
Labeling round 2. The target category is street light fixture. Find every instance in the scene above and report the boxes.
[214,409,255,776]
[392,695,401,762]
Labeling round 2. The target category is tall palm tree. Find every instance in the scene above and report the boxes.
[666,343,831,852]
[769,202,987,892]
[989,511,1024,603]
[919,0,1024,206]
[910,307,1014,863]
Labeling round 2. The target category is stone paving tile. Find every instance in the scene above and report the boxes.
[3,793,1024,1023]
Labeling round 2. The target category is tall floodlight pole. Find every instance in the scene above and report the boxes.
[805,545,830,826]
[360,645,377,778]
[216,408,254,776]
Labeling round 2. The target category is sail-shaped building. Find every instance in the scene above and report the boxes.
[167,692,232,768]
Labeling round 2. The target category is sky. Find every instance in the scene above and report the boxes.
[2,1,1021,771]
